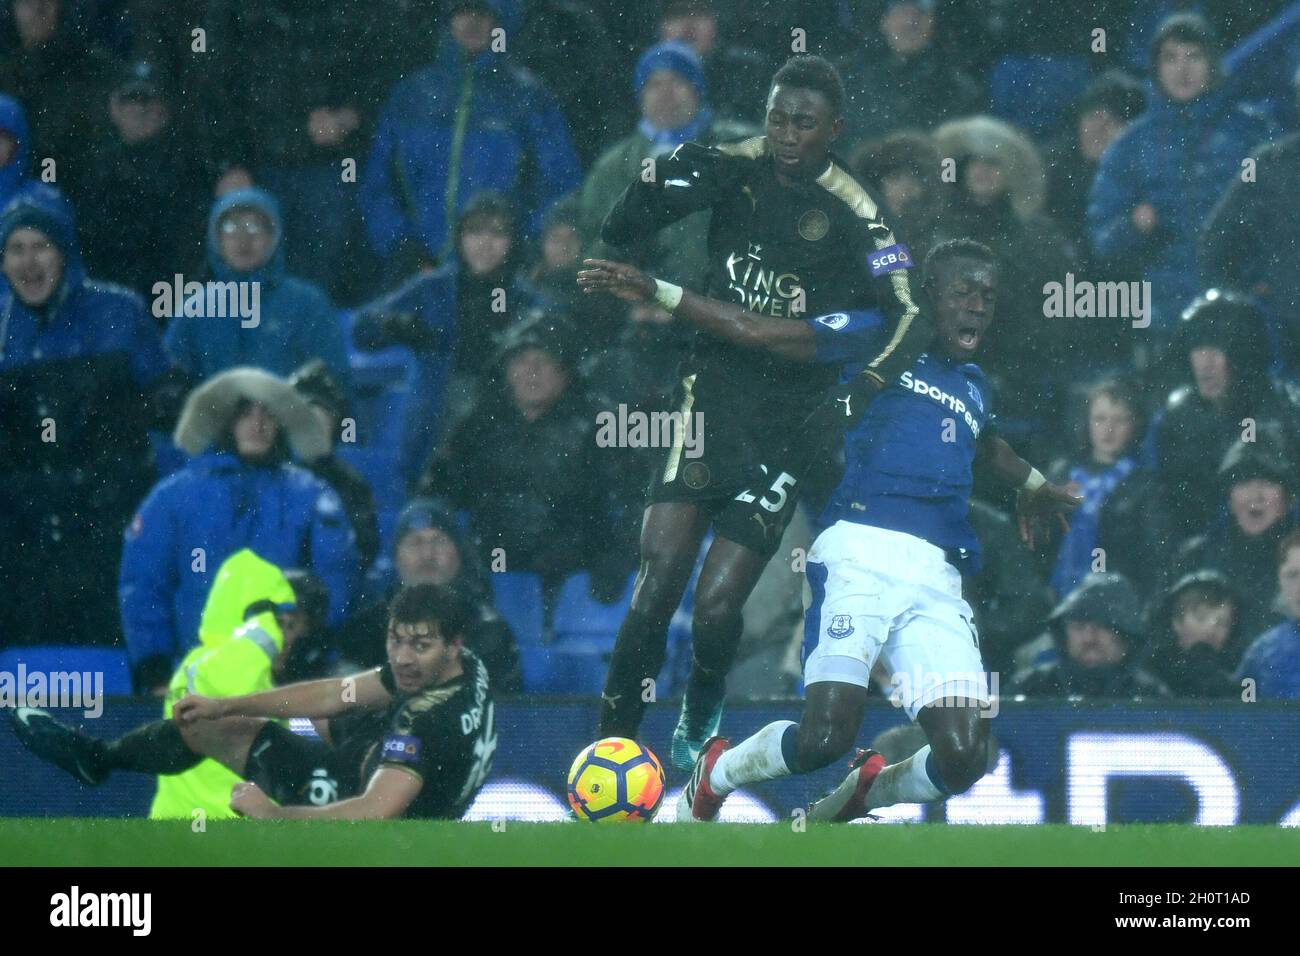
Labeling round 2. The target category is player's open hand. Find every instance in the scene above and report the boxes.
[576,259,657,303]
[230,782,278,819]
[1016,481,1082,551]
[172,693,227,724]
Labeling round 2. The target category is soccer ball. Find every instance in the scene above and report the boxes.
[566,737,666,823]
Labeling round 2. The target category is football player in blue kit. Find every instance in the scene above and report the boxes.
[578,239,1080,822]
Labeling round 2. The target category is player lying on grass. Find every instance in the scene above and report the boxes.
[578,239,1080,821]
[11,584,496,820]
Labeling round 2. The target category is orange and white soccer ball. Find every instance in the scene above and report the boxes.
[566,737,666,823]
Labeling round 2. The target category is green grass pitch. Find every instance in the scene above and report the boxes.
[3,819,1296,866]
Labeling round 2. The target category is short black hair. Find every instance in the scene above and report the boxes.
[922,238,996,287]
[388,584,473,641]
[770,55,844,117]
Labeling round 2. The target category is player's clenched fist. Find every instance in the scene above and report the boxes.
[172,693,227,724]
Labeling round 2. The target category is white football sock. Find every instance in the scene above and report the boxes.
[863,745,945,809]
[708,720,797,796]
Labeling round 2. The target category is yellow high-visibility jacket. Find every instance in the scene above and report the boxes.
[149,549,295,820]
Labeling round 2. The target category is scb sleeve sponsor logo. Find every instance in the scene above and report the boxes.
[382,734,420,763]
[868,243,913,277]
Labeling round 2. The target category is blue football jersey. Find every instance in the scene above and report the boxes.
[805,309,993,573]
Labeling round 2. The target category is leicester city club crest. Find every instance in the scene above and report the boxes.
[828,614,854,639]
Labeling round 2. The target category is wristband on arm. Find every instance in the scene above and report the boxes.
[1022,467,1046,492]
[654,279,683,313]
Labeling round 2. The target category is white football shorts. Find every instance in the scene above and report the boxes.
[802,520,991,720]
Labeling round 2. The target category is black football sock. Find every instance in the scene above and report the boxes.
[681,613,744,734]
[598,608,670,739]
[98,720,203,776]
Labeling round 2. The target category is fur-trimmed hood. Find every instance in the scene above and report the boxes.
[932,114,1047,220]
[174,366,330,461]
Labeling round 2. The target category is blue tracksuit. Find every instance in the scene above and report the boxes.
[807,310,993,574]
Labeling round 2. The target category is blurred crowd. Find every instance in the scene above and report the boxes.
[2,0,1299,703]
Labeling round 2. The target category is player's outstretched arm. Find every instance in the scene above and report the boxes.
[577,259,816,362]
[230,768,421,820]
[975,434,1082,550]
[173,669,391,724]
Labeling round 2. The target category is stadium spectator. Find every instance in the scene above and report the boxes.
[1086,13,1280,342]
[288,360,381,573]
[1147,290,1300,544]
[416,317,622,595]
[1046,378,1150,600]
[0,0,113,175]
[1142,570,1248,698]
[655,0,772,127]
[530,194,599,319]
[163,187,352,393]
[0,189,168,384]
[1009,572,1170,699]
[69,60,207,300]
[578,40,754,290]
[187,2,381,303]
[1200,69,1300,372]
[965,498,1055,679]
[147,548,308,819]
[334,498,521,692]
[1167,433,1298,639]
[1043,70,1146,263]
[359,0,581,281]
[849,130,956,266]
[0,188,172,649]
[835,0,983,156]
[1233,528,1300,699]
[0,94,44,214]
[351,192,549,481]
[119,367,360,695]
[276,568,336,683]
[511,0,625,167]
[932,115,1076,428]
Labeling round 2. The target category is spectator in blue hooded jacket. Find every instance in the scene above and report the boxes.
[0,186,171,652]
[359,0,581,280]
[1235,528,1300,699]
[119,366,360,694]
[163,187,352,394]
[0,94,42,214]
[0,186,167,383]
[1087,13,1280,344]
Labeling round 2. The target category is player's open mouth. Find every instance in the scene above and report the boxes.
[957,327,980,348]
